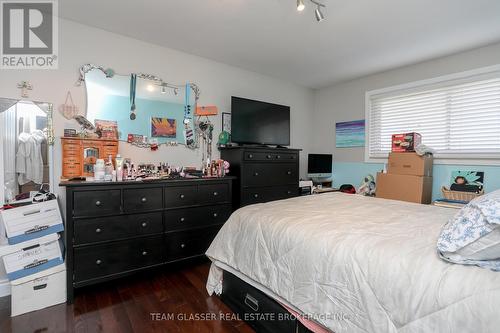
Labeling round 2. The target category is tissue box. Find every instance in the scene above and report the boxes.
[0,200,64,245]
[10,264,66,316]
[2,239,64,281]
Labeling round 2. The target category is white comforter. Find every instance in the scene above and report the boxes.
[206,193,500,333]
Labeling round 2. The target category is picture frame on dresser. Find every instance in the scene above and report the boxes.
[60,177,234,303]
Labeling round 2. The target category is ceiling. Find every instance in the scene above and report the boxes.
[59,0,500,89]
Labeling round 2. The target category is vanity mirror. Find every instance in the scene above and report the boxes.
[0,98,54,204]
[77,64,200,149]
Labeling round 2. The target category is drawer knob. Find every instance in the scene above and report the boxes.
[213,213,218,218]
[248,154,253,159]
[254,194,259,198]
[287,190,292,194]
[141,197,147,203]
[254,172,259,176]
[266,154,271,159]
[213,191,218,196]
[180,243,186,249]
[95,228,102,233]
[277,155,281,159]
[180,194,185,199]
[180,217,185,222]
[96,259,102,265]
[141,222,148,227]
[287,171,292,175]
[95,200,102,206]
[142,251,148,256]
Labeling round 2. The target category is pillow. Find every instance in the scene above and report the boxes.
[437,189,500,270]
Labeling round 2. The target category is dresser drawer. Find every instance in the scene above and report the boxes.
[73,235,164,283]
[123,187,163,212]
[198,183,230,204]
[164,185,197,208]
[165,226,221,262]
[74,212,163,245]
[73,190,121,217]
[164,204,232,232]
[244,151,298,162]
[242,163,298,187]
[241,185,298,206]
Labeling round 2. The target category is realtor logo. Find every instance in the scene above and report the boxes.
[1,0,58,69]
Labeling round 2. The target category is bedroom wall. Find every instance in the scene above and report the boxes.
[312,42,500,199]
[0,19,315,198]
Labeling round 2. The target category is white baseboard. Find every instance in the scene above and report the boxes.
[0,279,11,297]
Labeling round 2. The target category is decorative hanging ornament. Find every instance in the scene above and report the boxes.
[17,81,33,98]
[59,91,79,119]
[130,74,137,120]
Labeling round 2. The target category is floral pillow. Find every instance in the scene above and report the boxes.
[437,189,500,271]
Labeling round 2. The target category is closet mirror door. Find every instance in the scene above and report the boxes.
[0,98,54,204]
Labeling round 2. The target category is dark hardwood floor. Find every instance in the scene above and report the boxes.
[0,259,254,333]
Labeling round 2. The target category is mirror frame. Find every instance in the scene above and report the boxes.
[0,99,55,204]
[77,64,201,149]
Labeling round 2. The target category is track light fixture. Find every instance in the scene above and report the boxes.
[297,0,305,11]
[296,0,326,22]
[315,5,324,22]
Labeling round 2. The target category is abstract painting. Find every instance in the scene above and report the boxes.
[335,120,365,148]
[151,117,176,138]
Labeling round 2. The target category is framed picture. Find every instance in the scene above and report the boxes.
[151,117,176,138]
[222,112,231,133]
[335,120,365,148]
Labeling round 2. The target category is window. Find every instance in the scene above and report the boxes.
[366,65,500,163]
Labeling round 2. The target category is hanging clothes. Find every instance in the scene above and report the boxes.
[16,130,45,185]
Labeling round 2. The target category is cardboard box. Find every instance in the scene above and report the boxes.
[388,152,433,176]
[376,173,433,204]
[10,264,66,316]
[2,239,64,281]
[391,132,422,152]
[0,200,64,245]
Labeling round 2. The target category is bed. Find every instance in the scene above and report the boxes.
[206,193,500,333]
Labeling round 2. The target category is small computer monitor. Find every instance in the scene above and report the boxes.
[307,154,333,178]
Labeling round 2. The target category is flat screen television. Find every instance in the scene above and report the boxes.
[307,154,333,178]
[231,96,290,146]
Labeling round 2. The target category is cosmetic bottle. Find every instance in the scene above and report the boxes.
[115,154,124,181]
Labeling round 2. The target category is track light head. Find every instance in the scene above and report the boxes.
[297,0,305,11]
[315,5,325,22]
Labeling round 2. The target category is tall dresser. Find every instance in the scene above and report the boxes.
[220,146,300,208]
[60,177,234,302]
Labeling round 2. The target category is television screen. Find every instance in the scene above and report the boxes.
[308,154,333,174]
[231,96,290,145]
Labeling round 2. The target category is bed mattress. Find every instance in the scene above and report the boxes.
[206,193,500,332]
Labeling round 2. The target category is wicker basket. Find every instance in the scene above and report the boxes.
[441,186,483,202]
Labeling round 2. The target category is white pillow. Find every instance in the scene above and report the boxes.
[437,189,500,270]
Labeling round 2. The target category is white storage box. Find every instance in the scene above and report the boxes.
[2,239,64,280]
[0,233,60,296]
[0,200,64,245]
[11,264,66,317]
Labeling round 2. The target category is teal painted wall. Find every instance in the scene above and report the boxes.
[99,95,186,144]
[332,162,500,200]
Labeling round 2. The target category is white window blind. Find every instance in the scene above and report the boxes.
[367,68,500,161]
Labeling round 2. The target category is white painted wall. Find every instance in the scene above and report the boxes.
[0,19,315,198]
[312,42,500,161]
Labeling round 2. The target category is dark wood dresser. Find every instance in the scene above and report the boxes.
[60,177,234,302]
[220,147,300,208]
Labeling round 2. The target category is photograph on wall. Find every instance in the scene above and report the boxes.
[151,117,177,138]
[222,112,231,133]
[335,120,365,148]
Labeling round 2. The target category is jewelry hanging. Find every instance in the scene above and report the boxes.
[129,74,137,120]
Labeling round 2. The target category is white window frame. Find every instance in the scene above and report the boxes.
[365,64,500,165]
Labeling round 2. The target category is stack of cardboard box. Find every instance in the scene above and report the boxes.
[376,153,433,204]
